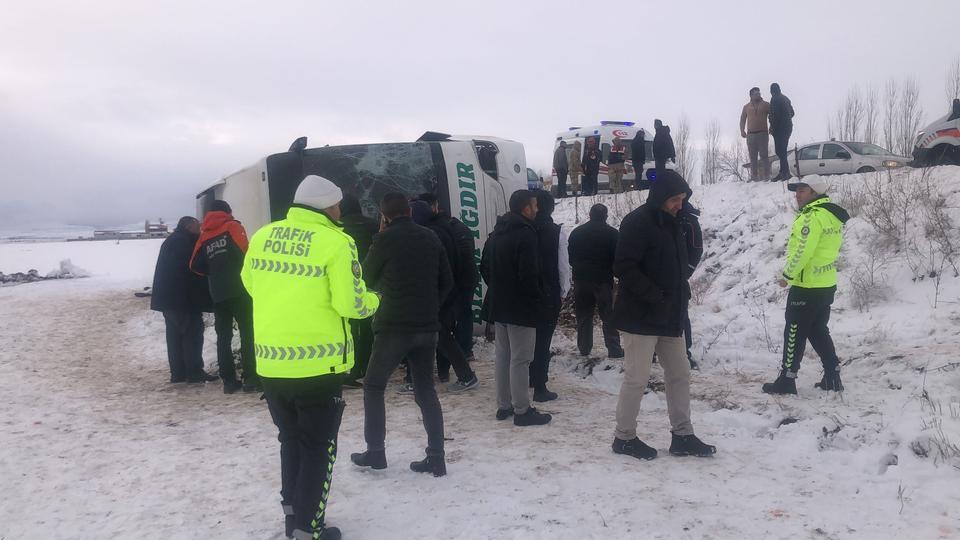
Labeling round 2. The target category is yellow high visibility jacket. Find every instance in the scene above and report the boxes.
[782,196,850,289]
[241,206,380,378]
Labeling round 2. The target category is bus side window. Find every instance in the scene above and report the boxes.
[475,141,499,180]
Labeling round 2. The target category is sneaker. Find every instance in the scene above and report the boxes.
[350,450,387,470]
[496,407,514,421]
[409,455,447,477]
[761,371,797,395]
[223,380,242,394]
[814,368,844,392]
[396,383,415,395]
[669,433,717,457]
[448,375,479,393]
[513,407,552,426]
[533,387,558,402]
[612,437,658,461]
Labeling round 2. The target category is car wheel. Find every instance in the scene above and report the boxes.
[856,166,876,173]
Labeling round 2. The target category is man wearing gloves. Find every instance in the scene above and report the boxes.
[763,176,849,395]
[241,175,380,540]
[611,170,716,461]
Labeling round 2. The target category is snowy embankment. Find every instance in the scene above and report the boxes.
[1,169,958,539]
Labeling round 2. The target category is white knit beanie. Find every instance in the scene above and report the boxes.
[788,175,829,195]
[294,175,343,210]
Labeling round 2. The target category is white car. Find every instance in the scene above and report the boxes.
[768,140,910,177]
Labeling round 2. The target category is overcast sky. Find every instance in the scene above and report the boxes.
[1,0,957,227]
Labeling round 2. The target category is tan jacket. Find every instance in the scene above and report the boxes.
[740,100,770,134]
[568,145,582,174]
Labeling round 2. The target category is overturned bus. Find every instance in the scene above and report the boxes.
[195,132,529,323]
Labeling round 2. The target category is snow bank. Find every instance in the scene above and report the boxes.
[0,238,163,284]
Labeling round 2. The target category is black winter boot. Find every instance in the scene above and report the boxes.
[410,455,447,477]
[495,407,514,421]
[669,433,717,457]
[350,450,387,470]
[762,371,797,395]
[292,526,340,540]
[533,385,558,402]
[815,368,844,391]
[612,437,657,460]
[513,407,552,426]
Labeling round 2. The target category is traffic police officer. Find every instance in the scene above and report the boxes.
[241,175,380,540]
[763,175,850,395]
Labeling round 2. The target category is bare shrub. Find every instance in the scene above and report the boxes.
[690,269,718,306]
[847,246,892,312]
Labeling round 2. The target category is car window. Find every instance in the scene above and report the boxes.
[822,144,846,159]
[844,142,890,156]
[799,145,820,160]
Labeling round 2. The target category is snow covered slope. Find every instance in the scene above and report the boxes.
[0,168,958,539]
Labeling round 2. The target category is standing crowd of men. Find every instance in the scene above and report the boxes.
[740,82,796,182]
[150,95,850,536]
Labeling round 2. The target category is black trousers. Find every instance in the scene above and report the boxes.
[654,159,667,180]
[213,294,256,384]
[263,375,345,533]
[582,173,598,195]
[364,332,445,457]
[573,281,623,357]
[436,305,476,383]
[530,309,559,390]
[454,287,475,357]
[348,317,374,381]
[773,127,792,177]
[556,169,568,197]
[782,286,840,374]
[162,310,205,381]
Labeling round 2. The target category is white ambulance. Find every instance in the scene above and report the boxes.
[912,99,960,166]
[196,133,529,322]
[551,121,665,192]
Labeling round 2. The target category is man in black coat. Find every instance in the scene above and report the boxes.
[480,190,552,426]
[678,193,703,370]
[610,171,716,462]
[553,141,569,198]
[339,193,379,386]
[411,200,479,392]
[769,82,796,181]
[351,193,453,477]
[630,130,647,188]
[653,119,676,179]
[418,192,480,362]
[529,190,570,402]
[580,137,602,196]
[151,216,214,383]
[568,204,623,359]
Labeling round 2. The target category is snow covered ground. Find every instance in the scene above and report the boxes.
[2,168,959,539]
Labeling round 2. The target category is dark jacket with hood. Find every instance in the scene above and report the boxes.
[190,211,249,304]
[653,125,676,163]
[152,226,212,313]
[568,217,618,285]
[362,216,453,334]
[339,196,379,261]
[480,211,543,328]
[679,196,704,274]
[630,131,646,168]
[534,196,563,316]
[612,172,691,337]
[769,89,795,133]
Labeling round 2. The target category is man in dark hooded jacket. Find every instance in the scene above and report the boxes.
[528,190,569,402]
[480,190,552,426]
[190,200,255,394]
[610,170,716,461]
[653,120,676,179]
[151,216,214,383]
[580,137,602,196]
[339,193,379,386]
[678,193,703,370]
[630,130,647,189]
[769,83,795,181]
[569,204,623,359]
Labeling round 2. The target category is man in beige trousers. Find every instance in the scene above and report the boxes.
[609,170,716,461]
[740,86,771,181]
[567,141,582,196]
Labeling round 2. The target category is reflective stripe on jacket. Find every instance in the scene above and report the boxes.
[241,206,380,379]
[782,196,846,288]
